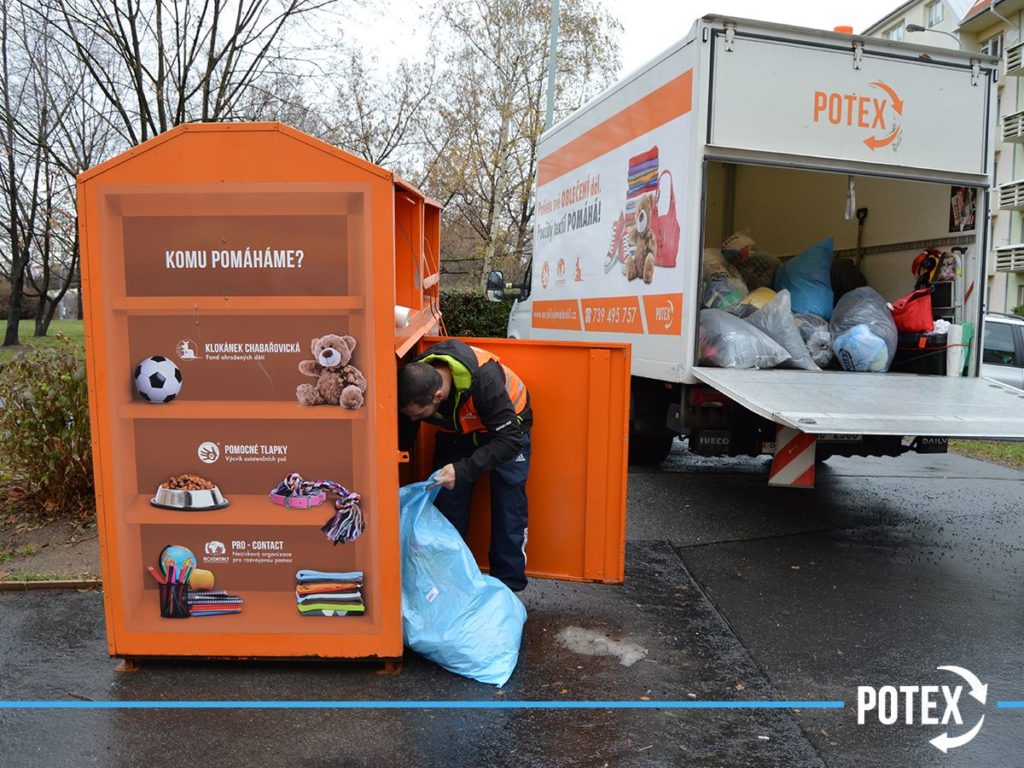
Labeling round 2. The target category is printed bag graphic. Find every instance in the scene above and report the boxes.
[604,146,680,281]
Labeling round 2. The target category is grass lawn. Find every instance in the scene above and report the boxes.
[0,320,84,364]
[949,439,1024,472]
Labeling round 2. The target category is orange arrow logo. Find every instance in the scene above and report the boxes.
[870,81,903,114]
[864,129,900,149]
[863,81,903,150]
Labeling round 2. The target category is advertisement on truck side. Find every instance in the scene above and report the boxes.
[531,70,693,347]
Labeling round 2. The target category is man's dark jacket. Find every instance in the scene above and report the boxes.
[400,339,532,485]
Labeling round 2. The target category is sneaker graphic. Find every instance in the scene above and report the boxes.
[603,212,627,274]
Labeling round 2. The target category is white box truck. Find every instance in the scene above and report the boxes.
[489,15,1024,484]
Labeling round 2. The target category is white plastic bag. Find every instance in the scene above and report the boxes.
[721,229,781,290]
[829,287,898,372]
[701,248,748,310]
[743,290,820,371]
[699,309,791,369]
[794,313,834,369]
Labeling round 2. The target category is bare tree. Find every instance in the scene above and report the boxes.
[321,47,439,178]
[0,0,46,346]
[427,0,621,289]
[0,0,339,343]
[31,17,121,332]
[0,1,120,342]
[42,0,340,144]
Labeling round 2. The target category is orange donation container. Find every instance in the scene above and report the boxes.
[78,122,629,664]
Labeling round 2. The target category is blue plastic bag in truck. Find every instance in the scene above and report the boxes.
[399,478,527,686]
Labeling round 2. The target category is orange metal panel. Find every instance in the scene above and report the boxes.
[537,70,693,186]
[78,123,409,659]
[393,188,422,311]
[413,337,630,584]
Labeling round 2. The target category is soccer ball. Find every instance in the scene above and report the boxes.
[134,355,183,403]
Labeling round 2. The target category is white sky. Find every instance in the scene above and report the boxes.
[340,1,905,78]
[612,1,905,76]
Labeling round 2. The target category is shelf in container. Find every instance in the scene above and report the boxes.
[125,589,373,637]
[110,296,364,314]
[125,494,335,525]
[118,400,367,419]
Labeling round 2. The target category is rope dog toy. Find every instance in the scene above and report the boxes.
[270,472,364,544]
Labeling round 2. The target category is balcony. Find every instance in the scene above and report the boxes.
[1007,41,1024,76]
[995,244,1024,272]
[998,181,1024,210]
[1003,110,1024,142]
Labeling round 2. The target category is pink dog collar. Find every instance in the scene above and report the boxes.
[269,490,326,509]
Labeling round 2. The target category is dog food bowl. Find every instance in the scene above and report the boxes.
[151,484,229,511]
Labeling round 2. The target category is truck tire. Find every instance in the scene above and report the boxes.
[629,434,674,465]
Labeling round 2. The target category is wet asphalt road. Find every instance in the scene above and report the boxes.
[2,445,1023,767]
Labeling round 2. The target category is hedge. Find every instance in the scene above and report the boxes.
[439,288,513,338]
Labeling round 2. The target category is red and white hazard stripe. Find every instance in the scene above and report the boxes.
[768,426,815,488]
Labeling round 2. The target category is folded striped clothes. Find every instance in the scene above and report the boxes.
[295,569,365,617]
[624,147,659,235]
[187,589,243,616]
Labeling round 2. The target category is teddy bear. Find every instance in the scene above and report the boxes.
[627,193,657,284]
[296,334,367,409]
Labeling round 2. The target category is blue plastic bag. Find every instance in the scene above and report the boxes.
[399,478,527,686]
[774,237,835,320]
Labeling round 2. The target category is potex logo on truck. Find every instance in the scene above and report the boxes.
[812,80,904,151]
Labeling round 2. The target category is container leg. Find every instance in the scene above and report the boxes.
[115,658,141,673]
[376,660,402,676]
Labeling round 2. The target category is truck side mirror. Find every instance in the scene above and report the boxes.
[485,270,505,302]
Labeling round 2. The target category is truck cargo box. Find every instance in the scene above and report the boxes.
[505,15,1024,475]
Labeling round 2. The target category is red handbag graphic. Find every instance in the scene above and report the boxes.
[605,148,681,273]
[890,288,934,333]
[654,169,680,268]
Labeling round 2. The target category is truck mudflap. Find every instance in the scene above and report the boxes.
[691,368,1024,439]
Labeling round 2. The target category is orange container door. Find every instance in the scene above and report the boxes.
[413,337,630,583]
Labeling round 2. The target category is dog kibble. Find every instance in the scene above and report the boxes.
[161,474,215,491]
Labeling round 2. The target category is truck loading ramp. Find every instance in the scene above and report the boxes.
[692,368,1024,439]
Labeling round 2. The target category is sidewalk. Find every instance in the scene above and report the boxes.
[0,541,824,768]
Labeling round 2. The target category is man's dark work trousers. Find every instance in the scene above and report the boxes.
[433,431,531,592]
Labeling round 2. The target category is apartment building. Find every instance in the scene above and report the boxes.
[865,0,1023,313]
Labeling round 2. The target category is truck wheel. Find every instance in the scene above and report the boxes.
[629,434,674,465]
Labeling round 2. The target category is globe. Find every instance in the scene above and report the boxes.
[158,544,196,577]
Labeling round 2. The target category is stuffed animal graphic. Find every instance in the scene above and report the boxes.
[627,193,657,284]
[296,334,367,409]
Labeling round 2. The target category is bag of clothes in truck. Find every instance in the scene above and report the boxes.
[699,232,951,374]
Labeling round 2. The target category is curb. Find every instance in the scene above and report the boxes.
[0,579,102,591]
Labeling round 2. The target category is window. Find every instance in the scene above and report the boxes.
[883,22,906,42]
[982,33,1004,59]
[520,258,533,300]
[983,321,1018,366]
[926,1,943,27]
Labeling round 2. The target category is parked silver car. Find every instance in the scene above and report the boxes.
[982,314,1024,390]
